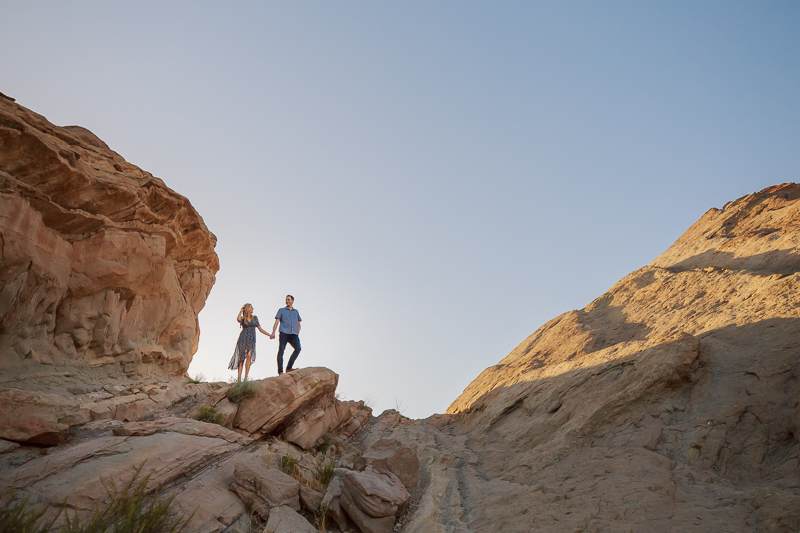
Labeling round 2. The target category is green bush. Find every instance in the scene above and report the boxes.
[226,381,259,403]
[280,454,300,479]
[313,460,335,490]
[194,406,222,425]
[314,502,329,532]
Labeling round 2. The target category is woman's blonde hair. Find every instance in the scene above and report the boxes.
[241,303,253,326]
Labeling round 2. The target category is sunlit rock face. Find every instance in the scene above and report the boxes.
[358,184,800,533]
[0,94,219,390]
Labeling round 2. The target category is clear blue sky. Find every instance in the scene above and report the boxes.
[3,2,799,418]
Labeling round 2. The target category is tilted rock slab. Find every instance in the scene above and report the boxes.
[113,416,253,445]
[170,450,262,533]
[0,95,218,392]
[233,367,338,438]
[0,432,240,511]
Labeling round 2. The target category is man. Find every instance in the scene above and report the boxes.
[272,294,302,375]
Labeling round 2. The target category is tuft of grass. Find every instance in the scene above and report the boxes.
[226,381,259,403]
[313,434,333,455]
[314,502,329,532]
[395,397,407,416]
[0,492,59,533]
[313,460,335,491]
[185,373,204,384]
[0,463,192,533]
[194,406,222,425]
[280,454,300,479]
[64,462,192,533]
[361,393,376,411]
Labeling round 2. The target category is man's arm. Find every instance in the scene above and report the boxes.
[271,318,279,339]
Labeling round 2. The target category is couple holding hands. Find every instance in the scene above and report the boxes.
[228,295,302,381]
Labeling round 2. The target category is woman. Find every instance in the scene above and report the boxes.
[228,303,271,381]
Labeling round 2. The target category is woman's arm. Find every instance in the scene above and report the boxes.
[257,326,270,336]
[237,307,244,324]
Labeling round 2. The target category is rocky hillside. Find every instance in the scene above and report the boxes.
[366,184,799,532]
[0,93,218,390]
[0,99,410,533]
[2,96,798,532]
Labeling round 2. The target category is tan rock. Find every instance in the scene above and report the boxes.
[233,367,338,436]
[342,466,410,518]
[0,439,19,454]
[0,388,77,444]
[112,416,253,445]
[0,433,239,511]
[299,485,323,513]
[171,451,254,533]
[114,397,158,422]
[0,96,218,393]
[264,505,317,533]
[339,486,396,533]
[214,398,239,429]
[229,453,300,520]
[384,184,800,532]
[321,472,351,531]
[354,438,419,490]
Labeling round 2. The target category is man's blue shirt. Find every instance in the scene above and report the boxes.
[276,307,301,335]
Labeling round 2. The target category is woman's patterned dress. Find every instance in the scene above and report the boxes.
[228,316,260,369]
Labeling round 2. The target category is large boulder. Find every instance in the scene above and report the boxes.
[321,469,353,532]
[0,96,218,392]
[354,438,419,490]
[264,505,317,533]
[233,367,338,437]
[229,453,301,520]
[0,388,82,444]
[342,466,410,518]
[336,466,411,533]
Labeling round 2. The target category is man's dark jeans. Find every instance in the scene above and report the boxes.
[277,332,301,373]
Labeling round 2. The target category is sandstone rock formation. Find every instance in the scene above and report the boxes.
[4,97,799,532]
[354,183,800,532]
[0,368,375,533]
[0,95,219,394]
[0,99,385,533]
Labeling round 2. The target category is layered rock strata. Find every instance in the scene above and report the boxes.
[0,367,378,533]
[0,95,219,391]
[357,183,800,532]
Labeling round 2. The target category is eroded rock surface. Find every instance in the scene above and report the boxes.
[0,97,219,395]
[354,184,800,532]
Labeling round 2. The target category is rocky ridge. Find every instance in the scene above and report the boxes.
[2,96,799,532]
[398,183,800,532]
